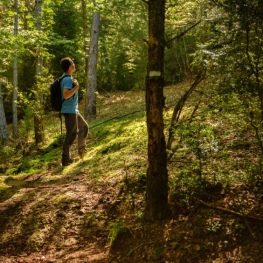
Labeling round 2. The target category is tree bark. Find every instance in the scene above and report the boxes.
[85,1,100,121]
[82,0,89,86]
[0,84,9,141]
[144,0,168,221]
[34,0,44,145]
[13,0,18,139]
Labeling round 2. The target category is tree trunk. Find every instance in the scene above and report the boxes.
[13,0,18,139]
[85,1,100,121]
[144,0,168,221]
[0,84,9,141]
[34,0,44,145]
[82,0,89,86]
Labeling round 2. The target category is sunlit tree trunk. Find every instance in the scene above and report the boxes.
[85,1,100,121]
[34,0,44,144]
[0,84,9,141]
[82,0,89,86]
[144,0,169,221]
[13,0,18,139]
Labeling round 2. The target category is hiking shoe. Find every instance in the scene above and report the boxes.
[78,147,86,160]
[62,157,73,167]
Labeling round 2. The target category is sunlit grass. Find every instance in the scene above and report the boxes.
[79,112,147,180]
[0,91,147,181]
[0,177,10,192]
[1,84,261,193]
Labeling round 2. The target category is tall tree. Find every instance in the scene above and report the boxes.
[82,0,89,86]
[85,1,100,121]
[13,0,18,139]
[144,0,169,221]
[34,0,44,144]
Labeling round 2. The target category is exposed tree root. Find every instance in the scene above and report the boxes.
[199,199,263,222]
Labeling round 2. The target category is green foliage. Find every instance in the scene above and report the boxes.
[98,0,148,91]
[170,170,206,206]
[165,0,209,82]
[53,192,78,209]
[47,0,84,77]
[171,120,218,179]
[0,145,14,165]
[19,107,34,140]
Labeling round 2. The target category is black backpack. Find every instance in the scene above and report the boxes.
[50,75,67,112]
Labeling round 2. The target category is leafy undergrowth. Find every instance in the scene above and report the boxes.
[0,83,263,262]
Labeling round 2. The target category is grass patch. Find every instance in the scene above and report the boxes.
[108,221,130,247]
[1,86,262,197]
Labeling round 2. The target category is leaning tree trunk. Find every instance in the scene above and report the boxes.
[85,1,100,121]
[0,84,9,141]
[144,0,169,221]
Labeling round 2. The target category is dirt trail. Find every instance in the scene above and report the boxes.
[1,171,263,263]
[0,172,116,262]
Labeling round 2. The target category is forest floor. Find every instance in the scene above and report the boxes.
[0,84,263,262]
[0,169,263,263]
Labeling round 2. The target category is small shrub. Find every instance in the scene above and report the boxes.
[0,145,14,162]
[108,221,129,247]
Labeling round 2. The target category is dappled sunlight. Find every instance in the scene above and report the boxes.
[1,86,263,262]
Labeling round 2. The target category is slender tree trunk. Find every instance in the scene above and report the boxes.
[34,0,44,144]
[13,0,18,139]
[166,74,205,160]
[0,84,9,141]
[85,1,100,121]
[82,0,89,86]
[144,0,168,221]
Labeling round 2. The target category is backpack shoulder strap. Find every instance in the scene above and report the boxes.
[59,74,69,82]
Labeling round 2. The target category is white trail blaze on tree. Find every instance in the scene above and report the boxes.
[149,71,161,77]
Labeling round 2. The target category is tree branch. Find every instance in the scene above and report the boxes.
[166,72,206,158]
[165,20,201,45]
[143,38,149,46]
[90,110,143,129]
[199,200,263,222]
[210,0,229,9]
